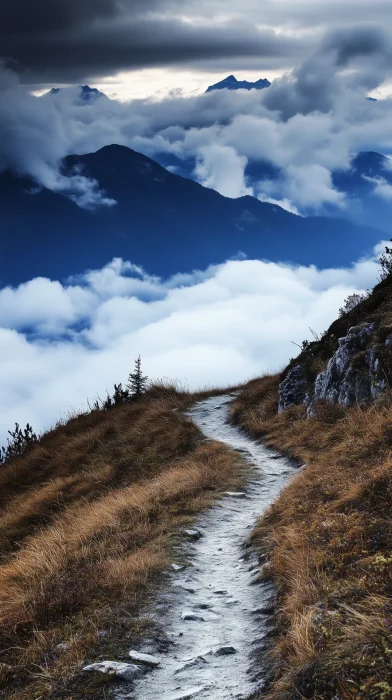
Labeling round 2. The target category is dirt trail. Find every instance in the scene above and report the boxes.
[127,394,296,700]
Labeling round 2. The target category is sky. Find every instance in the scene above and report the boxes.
[2,1,392,441]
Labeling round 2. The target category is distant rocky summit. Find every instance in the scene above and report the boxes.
[44,85,107,102]
[206,75,271,93]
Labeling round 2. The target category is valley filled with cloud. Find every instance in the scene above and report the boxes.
[0,245,385,442]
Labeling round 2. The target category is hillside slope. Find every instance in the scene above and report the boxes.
[0,144,383,286]
[231,273,392,699]
[0,386,243,700]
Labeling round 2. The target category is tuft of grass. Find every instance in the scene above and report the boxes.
[0,388,243,699]
[231,376,392,699]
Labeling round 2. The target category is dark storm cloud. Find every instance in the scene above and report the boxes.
[322,25,389,64]
[1,0,118,33]
[0,0,306,83]
[262,25,392,119]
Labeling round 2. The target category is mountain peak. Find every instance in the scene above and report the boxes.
[206,75,271,93]
[43,85,108,102]
[78,85,106,102]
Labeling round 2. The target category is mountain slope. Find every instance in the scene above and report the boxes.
[0,144,384,286]
[152,149,392,233]
[0,385,243,700]
[231,271,392,699]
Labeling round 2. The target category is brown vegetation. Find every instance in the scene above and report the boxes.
[231,376,392,699]
[0,385,243,699]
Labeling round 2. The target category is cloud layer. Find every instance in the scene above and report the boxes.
[2,24,392,212]
[3,0,392,85]
[0,244,385,445]
[1,0,306,84]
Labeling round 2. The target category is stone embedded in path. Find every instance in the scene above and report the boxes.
[251,603,275,615]
[174,655,208,673]
[173,582,196,594]
[129,650,161,667]
[181,610,205,621]
[183,529,203,540]
[214,645,237,656]
[225,599,239,607]
[224,491,247,498]
[172,563,186,572]
[169,687,206,700]
[192,602,212,610]
[83,661,143,682]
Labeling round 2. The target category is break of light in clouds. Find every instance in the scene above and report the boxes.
[0,244,386,444]
[34,69,289,102]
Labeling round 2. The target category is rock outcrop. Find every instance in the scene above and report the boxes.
[278,364,308,412]
[279,323,389,414]
[313,324,385,408]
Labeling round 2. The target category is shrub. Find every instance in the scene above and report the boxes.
[380,241,392,280]
[338,292,368,317]
[1,423,38,464]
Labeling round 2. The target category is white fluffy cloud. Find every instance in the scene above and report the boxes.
[363,174,392,201]
[194,145,252,198]
[0,244,385,444]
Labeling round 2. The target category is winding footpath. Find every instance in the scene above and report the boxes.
[127,394,296,700]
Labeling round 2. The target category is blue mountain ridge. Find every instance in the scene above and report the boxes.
[206,75,271,93]
[44,85,108,102]
[0,144,384,287]
[155,150,392,232]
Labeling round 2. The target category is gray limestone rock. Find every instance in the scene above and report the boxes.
[181,611,205,621]
[183,529,203,541]
[312,324,386,409]
[129,650,161,667]
[278,364,307,412]
[83,660,143,682]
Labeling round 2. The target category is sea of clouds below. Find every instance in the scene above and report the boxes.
[0,243,386,445]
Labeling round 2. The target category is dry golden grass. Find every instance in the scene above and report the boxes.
[0,387,243,699]
[231,377,392,699]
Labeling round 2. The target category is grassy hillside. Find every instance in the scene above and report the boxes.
[231,275,392,699]
[0,386,243,700]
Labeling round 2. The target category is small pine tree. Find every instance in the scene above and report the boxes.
[1,423,38,464]
[127,356,148,398]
